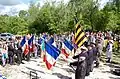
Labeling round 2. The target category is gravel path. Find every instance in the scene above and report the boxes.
[0,57,120,79]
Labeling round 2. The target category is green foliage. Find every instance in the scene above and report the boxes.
[103,0,120,31]
[0,15,28,35]
[0,0,120,34]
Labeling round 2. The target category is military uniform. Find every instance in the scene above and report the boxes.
[70,47,88,79]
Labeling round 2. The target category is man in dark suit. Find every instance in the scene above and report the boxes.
[15,39,22,65]
[70,46,88,79]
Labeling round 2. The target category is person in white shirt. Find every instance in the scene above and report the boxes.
[106,40,113,63]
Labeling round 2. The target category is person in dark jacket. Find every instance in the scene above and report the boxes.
[70,46,88,79]
[86,45,94,76]
[91,43,99,67]
[8,41,15,65]
[15,40,22,65]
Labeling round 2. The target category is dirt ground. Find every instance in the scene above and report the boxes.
[0,57,120,79]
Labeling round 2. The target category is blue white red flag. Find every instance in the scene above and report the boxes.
[28,35,35,52]
[61,39,74,58]
[20,36,26,47]
[47,37,60,53]
[44,42,60,70]
[20,36,29,56]
[47,37,54,45]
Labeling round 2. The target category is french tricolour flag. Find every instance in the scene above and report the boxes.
[61,39,74,58]
[20,36,26,47]
[38,34,47,45]
[45,41,60,70]
[20,36,26,52]
[47,37,59,52]
[44,37,60,64]
[47,37,54,45]
[20,36,29,56]
[28,35,35,52]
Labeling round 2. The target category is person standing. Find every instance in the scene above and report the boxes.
[0,42,5,67]
[41,38,45,61]
[106,40,113,63]
[2,43,8,67]
[91,43,99,67]
[16,39,22,65]
[70,46,88,79]
[86,45,94,76]
[34,44,38,59]
[26,34,30,61]
[8,40,15,65]
[97,38,103,60]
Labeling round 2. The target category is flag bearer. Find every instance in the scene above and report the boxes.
[26,34,30,61]
[70,46,88,79]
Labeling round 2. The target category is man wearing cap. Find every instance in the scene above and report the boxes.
[70,46,88,79]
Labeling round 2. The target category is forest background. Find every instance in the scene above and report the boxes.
[0,0,120,35]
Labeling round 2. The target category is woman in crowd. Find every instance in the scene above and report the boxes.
[0,42,8,67]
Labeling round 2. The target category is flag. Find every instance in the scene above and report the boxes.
[20,36,27,55]
[47,37,54,45]
[61,39,74,58]
[24,40,29,56]
[20,36,29,56]
[0,74,6,79]
[20,36,26,47]
[38,38,43,45]
[38,35,47,45]
[75,22,87,47]
[44,42,60,70]
[28,35,35,52]
[43,34,47,39]
[47,37,60,53]
[28,35,34,45]
[44,37,60,63]
[64,39,74,51]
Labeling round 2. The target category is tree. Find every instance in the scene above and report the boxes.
[19,10,28,18]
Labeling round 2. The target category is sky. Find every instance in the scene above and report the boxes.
[0,0,109,16]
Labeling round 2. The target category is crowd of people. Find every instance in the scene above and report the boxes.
[70,31,120,79]
[0,31,120,79]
